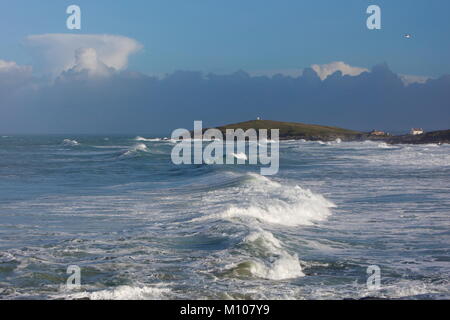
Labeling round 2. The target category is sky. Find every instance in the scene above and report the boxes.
[2,0,450,77]
[0,0,449,133]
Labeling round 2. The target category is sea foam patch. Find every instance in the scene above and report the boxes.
[62,285,172,300]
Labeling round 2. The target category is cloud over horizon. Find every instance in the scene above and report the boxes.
[250,62,428,86]
[311,61,369,80]
[0,59,33,85]
[25,34,142,76]
[0,44,449,134]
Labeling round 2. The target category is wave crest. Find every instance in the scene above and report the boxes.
[121,143,149,157]
[134,136,162,142]
[221,174,335,227]
[233,229,305,280]
[62,139,79,146]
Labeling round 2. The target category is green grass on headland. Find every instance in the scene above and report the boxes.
[214,120,363,141]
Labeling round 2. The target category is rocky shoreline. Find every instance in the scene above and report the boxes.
[381,130,450,145]
[214,120,450,145]
[281,129,450,144]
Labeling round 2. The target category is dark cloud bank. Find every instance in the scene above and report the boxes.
[1,64,449,134]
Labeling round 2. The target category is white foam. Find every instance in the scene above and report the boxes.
[231,152,248,161]
[135,136,161,142]
[192,173,334,227]
[62,139,79,146]
[259,139,277,143]
[343,143,450,167]
[65,285,171,300]
[350,280,450,300]
[0,252,16,263]
[378,281,449,299]
[219,175,335,227]
[326,138,342,145]
[378,142,395,149]
[121,143,150,157]
[190,173,334,281]
[423,143,440,147]
[241,229,305,280]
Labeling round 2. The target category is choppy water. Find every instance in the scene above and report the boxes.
[0,135,449,300]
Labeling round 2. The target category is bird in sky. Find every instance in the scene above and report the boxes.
[404,34,412,39]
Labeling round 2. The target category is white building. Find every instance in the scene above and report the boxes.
[410,128,424,135]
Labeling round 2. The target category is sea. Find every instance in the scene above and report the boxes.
[0,135,449,299]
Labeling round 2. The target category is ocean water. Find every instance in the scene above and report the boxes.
[0,135,449,300]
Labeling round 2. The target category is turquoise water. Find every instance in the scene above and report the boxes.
[0,135,449,299]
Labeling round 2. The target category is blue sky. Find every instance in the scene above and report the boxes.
[1,0,449,77]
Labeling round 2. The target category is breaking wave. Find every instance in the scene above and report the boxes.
[227,229,305,280]
[326,138,342,145]
[198,173,335,281]
[62,139,79,146]
[134,136,162,142]
[121,143,150,157]
[205,173,335,227]
[231,152,248,161]
[378,142,395,149]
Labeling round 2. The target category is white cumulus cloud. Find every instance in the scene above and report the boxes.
[25,34,142,75]
[71,47,112,77]
[400,74,430,86]
[0,60,32,73]
[311,61,368,80]
[0,59,33,87]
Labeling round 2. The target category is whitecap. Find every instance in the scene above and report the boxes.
[62,139,79,146]
[135,136,161,142]
[221,181,334,227]
[193,173,335,227]
[237,229,305,280]
[121,143,149,157]
[231,152,248,161]
[325,138,342,145]
[378,142,394,149]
